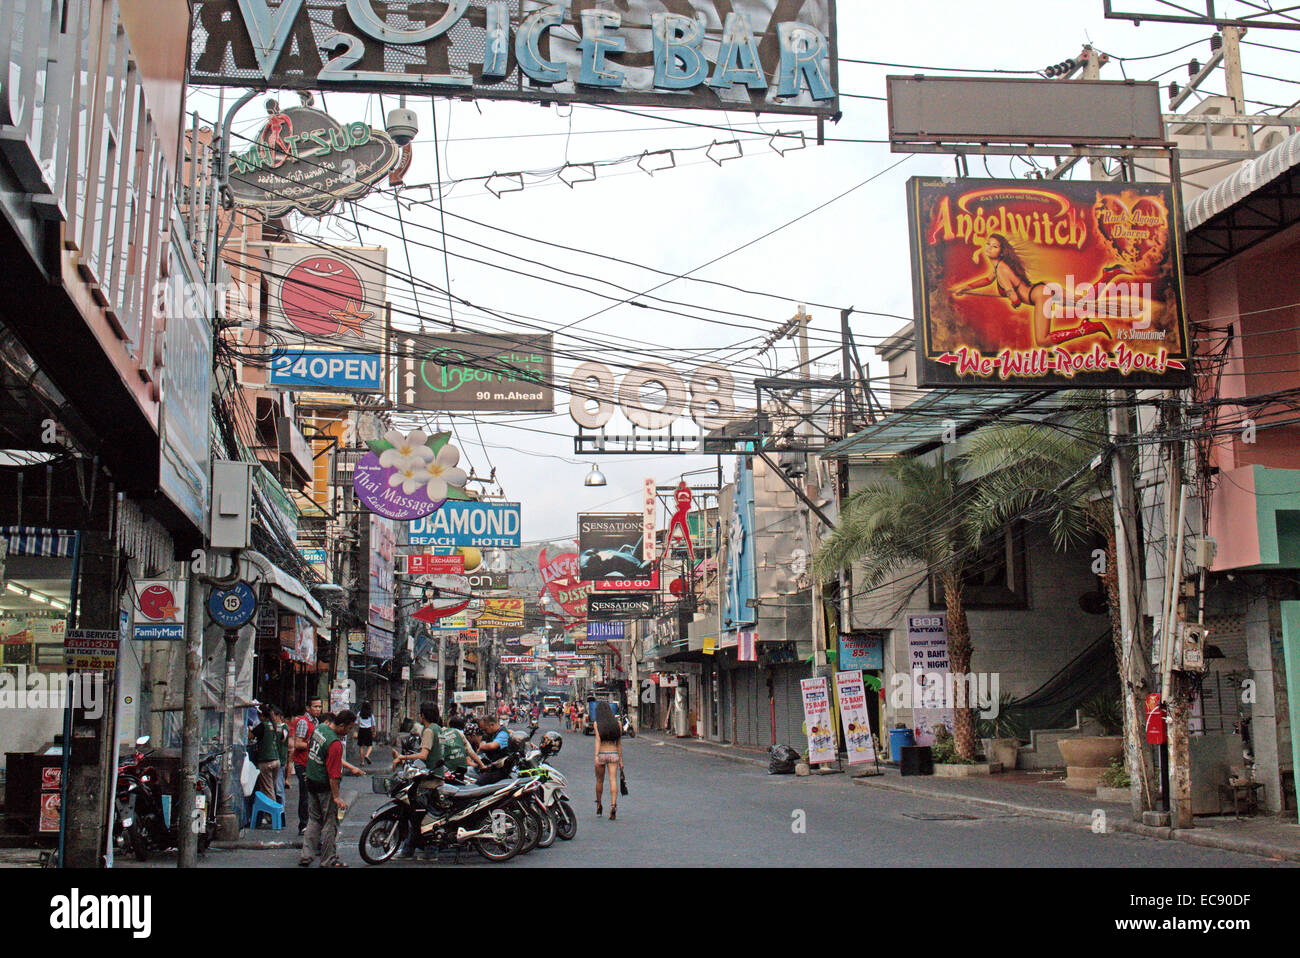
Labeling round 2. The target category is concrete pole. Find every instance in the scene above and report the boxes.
[1109,394,1155,817]
[214,628,240,841]
[176,566,205,867]
[1221,26,1248,147]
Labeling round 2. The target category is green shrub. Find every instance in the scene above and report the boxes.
[1100,756,1131,788]
[1081,694,1124,736]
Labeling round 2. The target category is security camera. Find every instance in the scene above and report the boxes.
[386,107,419,146]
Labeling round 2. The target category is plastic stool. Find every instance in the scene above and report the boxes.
[250,790,284,830]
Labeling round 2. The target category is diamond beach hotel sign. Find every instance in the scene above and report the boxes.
[189,1,838,117]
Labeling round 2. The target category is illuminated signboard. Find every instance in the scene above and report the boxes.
[190,1,838,117]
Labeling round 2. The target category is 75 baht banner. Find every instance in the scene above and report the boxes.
[906,177,1190,389]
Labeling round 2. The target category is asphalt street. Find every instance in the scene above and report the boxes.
[123,718,1292,869]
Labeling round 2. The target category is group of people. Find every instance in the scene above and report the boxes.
[272,694,630,866]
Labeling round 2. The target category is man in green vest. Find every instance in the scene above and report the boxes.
[300,709,358,868]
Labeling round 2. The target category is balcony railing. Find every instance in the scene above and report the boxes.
[2,0,212,387]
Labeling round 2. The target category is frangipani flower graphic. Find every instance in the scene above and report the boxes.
[379,429,435,472]
[425,443,468,503]
[388,462,431,494]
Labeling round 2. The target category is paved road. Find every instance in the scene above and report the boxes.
[130,717,1289,869]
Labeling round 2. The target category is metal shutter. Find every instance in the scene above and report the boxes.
[774,665,809,749]
[736,667,760,748]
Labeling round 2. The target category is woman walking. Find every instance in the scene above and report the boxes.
[593,701,623,820]
[357,702,375,766]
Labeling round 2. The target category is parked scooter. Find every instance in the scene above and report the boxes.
[114,736,222,861]
[514,731,577,841]
[358,763,528,864]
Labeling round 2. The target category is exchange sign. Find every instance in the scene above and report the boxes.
[190,1,838,118]
[906,177,1190,388]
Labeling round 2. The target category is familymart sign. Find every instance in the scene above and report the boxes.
[190,1,838,117]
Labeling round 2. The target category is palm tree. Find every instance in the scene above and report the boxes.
[813,456,983,760]
[962,399,1156,809]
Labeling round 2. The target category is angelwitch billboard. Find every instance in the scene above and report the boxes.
[906,177,1190,388]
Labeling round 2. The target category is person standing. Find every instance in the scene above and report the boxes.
[593,701,623,820]
[272,705,290,805]
[357,702,376,766]
[250,703,282,803]
[391,704,444,860]
[300,709,360,868]
[288,699,319,834]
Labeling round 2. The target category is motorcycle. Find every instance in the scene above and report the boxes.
[114,736,222,861]
[514,736,576,841]
[621,712,636,739]
[449,751,555,852]
[359,763,528,865]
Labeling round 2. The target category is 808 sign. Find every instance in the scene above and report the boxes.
[569,361,735,431]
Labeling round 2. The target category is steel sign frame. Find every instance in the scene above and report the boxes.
[1102,0,1300,30]
[189,1,839,118]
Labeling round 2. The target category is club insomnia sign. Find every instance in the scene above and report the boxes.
[190,1,838,117]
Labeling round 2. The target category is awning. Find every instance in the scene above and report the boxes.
[233,550,325,627]
[820,389,1056,460]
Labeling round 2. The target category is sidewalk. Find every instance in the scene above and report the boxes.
[638,729,770,767]
[212,771,370,851]
[644,730,1300,863]
[853,766,1300,863]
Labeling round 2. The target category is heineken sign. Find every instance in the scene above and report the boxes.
[229,105,401,217]
[189,1,838,118]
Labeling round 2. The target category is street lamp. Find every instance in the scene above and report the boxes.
[584,464,607,487]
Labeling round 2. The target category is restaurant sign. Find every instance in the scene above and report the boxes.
[229,105,400,217]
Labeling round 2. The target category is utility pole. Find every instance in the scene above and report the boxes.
[62,531,119,868]
[176,564,205,866]
[1221,25,1248,148]
[1108,393,1156,818]
[1158,399,1193,828]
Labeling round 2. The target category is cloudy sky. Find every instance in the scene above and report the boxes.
[188,0,1300,551]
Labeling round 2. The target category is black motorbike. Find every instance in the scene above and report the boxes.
[114,736,222,861]
[359,763,529,864]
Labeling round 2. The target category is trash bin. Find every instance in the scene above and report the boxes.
[889,728,915,763]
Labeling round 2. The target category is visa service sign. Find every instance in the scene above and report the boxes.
[189,1,838,118]
[409,501,522,548]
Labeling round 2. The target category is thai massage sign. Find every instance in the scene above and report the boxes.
[906,177,1190,389]
[190,1,838,117]
[354,428,472,520]
[230,105,400,217]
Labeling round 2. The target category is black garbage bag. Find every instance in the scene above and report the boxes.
[768,744,800,775]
